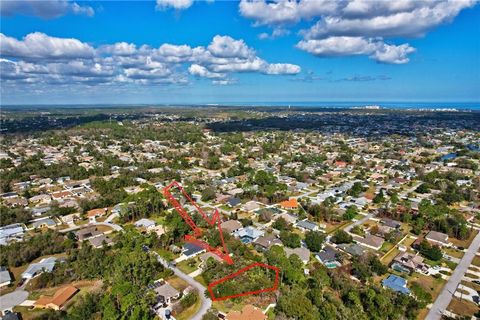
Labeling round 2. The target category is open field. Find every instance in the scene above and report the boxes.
[447,297,479,317]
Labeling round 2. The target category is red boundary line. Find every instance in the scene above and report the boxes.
[163,181,280,301]
[207,262,280,301]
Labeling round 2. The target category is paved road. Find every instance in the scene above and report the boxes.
[343,213,374,233]
[153,252,211,320]
[59,221,123,233]
[425,230,480,320]
[0,290,29,312]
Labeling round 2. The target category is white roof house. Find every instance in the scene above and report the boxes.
[22,257,57,279]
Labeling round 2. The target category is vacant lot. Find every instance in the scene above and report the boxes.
[447,297,479,317]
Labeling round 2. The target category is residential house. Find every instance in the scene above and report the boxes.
[180,243,206,260]
[315,246,341,268]
[87,207,110,223]
[280,198,299,210]
[425,231,450,247]
[75,227,103,241]
[34,286,79,310]
[29,217,58,230]
[284,247,311,264]
[220,220,242,234]
[0,266,12,287]
[199,252,223,268]
[89,235,114,248]
[295,219,321,232]
[382,274,410,295]
[242,201,261,212]
[234,226,264,244]
[22,257,57,279]
[392,252,428,274]
[134,218,156,229]
[154,282,180,307]
[0,223,24,246]
[353,234,385,251]
[226,304,267,320]
[337,243,366,257]
[253,234,282,252]
[227,197,241,208]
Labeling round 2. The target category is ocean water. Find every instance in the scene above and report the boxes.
[217,101,480,110]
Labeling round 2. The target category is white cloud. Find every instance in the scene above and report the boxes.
[156,0,193,11]
[296,36,415,64]
[0,32,301,88]
[240,0,476,64]
[0,0,94,18]
[212,79,237,85]
[0,32,95,60]
[188,64,225,78]
[99,42,137,56]
[207,35,254,59]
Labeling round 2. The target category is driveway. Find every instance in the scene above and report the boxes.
[425,230,480,320]
[343,213,374,233]
[154,253,212,320]
[0,290,29,312]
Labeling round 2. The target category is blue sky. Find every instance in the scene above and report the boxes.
[1,0,479,105]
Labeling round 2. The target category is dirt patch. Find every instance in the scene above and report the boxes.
[447,297,479,317]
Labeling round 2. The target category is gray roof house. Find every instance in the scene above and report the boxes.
[154,282,180,306]
[284,247,311,264]
[0,223,24,246]
[295,220,320,232]
[134,218,156,229]
[22,257,57,279]
[234,226,264,244]
[425,231,450,247]
[315,246,340,267]
[0,266,12,287]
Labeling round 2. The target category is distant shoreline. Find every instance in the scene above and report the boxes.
[1,102,479,111]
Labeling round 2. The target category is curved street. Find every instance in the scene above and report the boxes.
[153,252,212,320]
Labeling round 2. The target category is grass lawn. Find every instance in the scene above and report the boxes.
[219,205,232,212]
[194,275,208,287]
[449,229,479,248]
[447,297,479,317]
[176,294,202,320]
[212,299,245,313]
[156,249,177,262]
[408,273,446,302]
[461,280,480,292]
[95,224,114,233]
[465,272,479,279]
[471,255,480,267]
[380,248,400,265]
[326,221,350,234]
[166,276,189,292]
[380,242,394,253]
[176,258,200,275]
[402,236,417,248]
[443,247,465,259]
